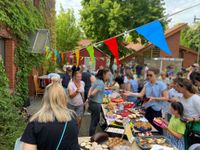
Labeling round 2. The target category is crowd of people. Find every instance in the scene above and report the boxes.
[20,62,200,150]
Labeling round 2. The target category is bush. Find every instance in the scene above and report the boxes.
[0,57,25,150]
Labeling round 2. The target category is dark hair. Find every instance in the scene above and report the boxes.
[173,78,183,84]
[95,68,109,81]
[147,67,159,75]
[177,78,196,94]
[176,72,183,77]
[194,72,200,82]
[73,71,81,78]
[171,102,184,116]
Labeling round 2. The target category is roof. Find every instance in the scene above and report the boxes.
[121,23,188,61]
[180,45,198,55]
[78,39,92,47]
[125,42,145,52]
[72,46,110,58]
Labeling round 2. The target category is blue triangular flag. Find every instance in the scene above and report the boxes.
[54,49,61,62]
[136,20,172,55]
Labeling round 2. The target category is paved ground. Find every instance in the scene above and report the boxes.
[27,97,102,137]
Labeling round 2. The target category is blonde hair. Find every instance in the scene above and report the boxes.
[30,77,74,123]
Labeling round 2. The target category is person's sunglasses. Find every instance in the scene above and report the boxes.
[147,74,153,77]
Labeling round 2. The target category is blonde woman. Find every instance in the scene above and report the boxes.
[20,77,80,150]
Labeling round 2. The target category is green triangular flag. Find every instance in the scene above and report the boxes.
[86,46,95,64]
[46,51,53,60]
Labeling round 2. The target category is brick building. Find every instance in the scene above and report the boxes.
[0,24,16,91]
[120,23,200,68]
[0,0,45,93]
[75,39,109,70]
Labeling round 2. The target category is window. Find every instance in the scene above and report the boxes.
[0,37,5,61]
[29,29,50,53]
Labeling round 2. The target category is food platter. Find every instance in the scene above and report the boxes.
[80,141,109,150]
[134,121,152,132]
[135,136,175,150]
[111,98,125,103]
[137,131,152,137]
[80,137,130,150]
[115,115,123,125]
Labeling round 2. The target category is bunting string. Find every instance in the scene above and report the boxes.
[42,2,200,66]
[93,2,200,47]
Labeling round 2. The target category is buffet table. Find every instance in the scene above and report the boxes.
[79,137,141,150]
[98,90,177,150]
[101,102,158,133]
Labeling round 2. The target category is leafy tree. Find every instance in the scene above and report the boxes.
[43,0,57,49]
[80,0,166,66]
[56,6,81,51]
[181,22,200,51]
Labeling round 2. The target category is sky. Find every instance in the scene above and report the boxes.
[55,0,200,27]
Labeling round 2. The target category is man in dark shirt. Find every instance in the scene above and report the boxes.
[136,64,143,78]
[81,65,91,102]
[189,63,199,84]
[62,67,71,89]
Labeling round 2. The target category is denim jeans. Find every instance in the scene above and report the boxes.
[89,101,101,136]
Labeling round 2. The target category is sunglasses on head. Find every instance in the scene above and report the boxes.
[147,74,153,77]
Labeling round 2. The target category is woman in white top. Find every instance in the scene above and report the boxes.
[175,78,200,149]
[68,71,85,128]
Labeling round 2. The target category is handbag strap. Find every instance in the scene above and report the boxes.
[56,122,68,150]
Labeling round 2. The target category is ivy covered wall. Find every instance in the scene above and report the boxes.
[0,0,56,148]
[0,0,56,106]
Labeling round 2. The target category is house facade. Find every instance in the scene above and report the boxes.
[120,23,199,68]
[0,0,47,93]
[0,24,16,91]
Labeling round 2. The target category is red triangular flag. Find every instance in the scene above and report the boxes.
[104,37,120,66]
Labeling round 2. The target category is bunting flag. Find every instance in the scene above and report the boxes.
[135,20,172,55]
[61,52,65,64]
[54,49,61,63]
[46,51,53,60]
[104,37,120,66]
[86,46,95,64]
[75,49,80,66]
[45,46,49,55]
[51,52,55,62]
[66,51,70,63]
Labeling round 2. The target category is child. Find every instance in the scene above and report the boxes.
[164,102,186,150]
